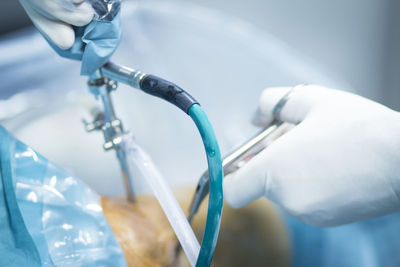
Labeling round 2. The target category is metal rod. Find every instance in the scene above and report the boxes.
[86,70,136,201]
[221,121,283,175]
[101,62,147,89]
[98,85,135,201]
[116,149,135,202]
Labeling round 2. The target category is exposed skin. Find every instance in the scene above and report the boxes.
[102,189,290,267]
[101,196,180,267]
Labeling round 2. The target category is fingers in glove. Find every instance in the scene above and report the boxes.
[223,149,269,208]
[20,0,75,49]
[223,122,308,209]
[252,85,325,127]
[24,0,93,27]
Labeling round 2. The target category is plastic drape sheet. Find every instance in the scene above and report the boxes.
[0,126,126,266]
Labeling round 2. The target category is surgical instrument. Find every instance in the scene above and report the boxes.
[83,73,135,201]
[84,61,223,266]
[188,87,297,222]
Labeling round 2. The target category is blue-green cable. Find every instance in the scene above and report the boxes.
[188,104,223,267]
[138,74,224,266]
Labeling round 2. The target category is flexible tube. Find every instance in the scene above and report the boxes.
[138,74,223,265]
[122,137,200,266]
[188,104,223,267]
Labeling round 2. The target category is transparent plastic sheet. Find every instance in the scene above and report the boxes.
[1,127,126,266]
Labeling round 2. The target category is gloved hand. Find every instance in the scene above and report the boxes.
[224,85,400,226]
[19,0,94,50]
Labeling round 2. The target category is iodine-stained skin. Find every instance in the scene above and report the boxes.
[101,196,181,267]
[102,189,290,267]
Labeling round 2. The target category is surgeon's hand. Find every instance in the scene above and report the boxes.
[224,85,400,226]
[19,0,94,50]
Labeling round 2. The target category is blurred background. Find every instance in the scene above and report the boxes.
[1,0,399,109]
[1,1,400,267]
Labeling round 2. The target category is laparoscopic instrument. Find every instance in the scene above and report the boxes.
[84,61,223,267]
[55,0,223,265]
[57,0,292,265]
[84,62,294,266]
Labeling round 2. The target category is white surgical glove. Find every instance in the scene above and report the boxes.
[19,0,94,50]
[224,85,400,226]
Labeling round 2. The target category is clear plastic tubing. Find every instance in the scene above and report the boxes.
[123,137,200,266]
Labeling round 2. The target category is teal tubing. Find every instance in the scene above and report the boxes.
[188,104,223,267]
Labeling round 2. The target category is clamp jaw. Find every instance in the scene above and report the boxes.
[83,70,135,201]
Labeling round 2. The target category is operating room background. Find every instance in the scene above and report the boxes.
[2,2,400,267]
[1,0,399,109]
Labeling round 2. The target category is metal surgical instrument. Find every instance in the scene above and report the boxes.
[188,87,297,222]
[83,72,136,201]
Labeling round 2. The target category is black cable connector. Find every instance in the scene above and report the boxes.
[140,75,198,114]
